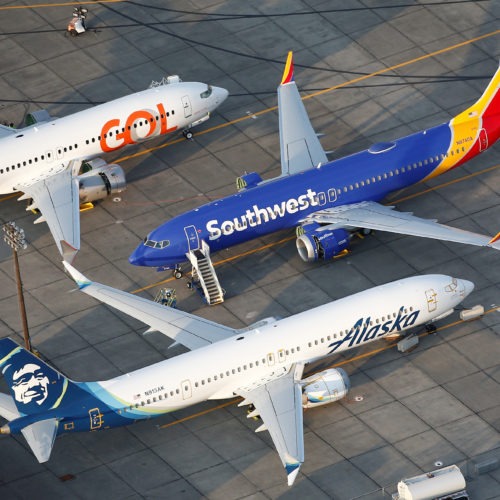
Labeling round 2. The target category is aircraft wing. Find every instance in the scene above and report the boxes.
[16,165,80,262]
[0,392,20,422]
[278,52,328,177]
[63,262,236,350]
[304,201,500,250]
[237,363,305,486]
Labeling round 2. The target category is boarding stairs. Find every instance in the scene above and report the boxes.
[187,239,224,305]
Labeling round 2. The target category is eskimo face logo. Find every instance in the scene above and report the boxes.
[12,363,50,406]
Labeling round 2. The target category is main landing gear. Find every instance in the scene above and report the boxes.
[183,129,193,140]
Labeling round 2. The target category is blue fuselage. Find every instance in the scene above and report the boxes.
[129,122,454,268]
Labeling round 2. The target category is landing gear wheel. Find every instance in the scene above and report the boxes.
[173,269,183,279]
[183,129,193,140]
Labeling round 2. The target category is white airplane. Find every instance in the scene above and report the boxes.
[0,77,228,260]
[0,266,473,486]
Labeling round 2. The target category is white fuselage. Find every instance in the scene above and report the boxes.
[0,81,226,193]
[94,275,471,415]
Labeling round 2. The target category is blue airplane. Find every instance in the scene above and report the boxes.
[129,52,500,275]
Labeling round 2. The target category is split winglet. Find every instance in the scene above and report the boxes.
[281,51,294,85]
[63,261,92,289]
[489,231,500,245]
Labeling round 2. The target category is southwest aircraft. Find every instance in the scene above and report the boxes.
[129,53,500,274]
[0,264,473,485]
[0,76,228,261]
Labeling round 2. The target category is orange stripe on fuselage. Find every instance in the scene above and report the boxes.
[424,64,500,181]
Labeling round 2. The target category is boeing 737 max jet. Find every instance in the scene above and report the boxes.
[0,264,473,485]
[129,53,499,274]
[0,77,228,261]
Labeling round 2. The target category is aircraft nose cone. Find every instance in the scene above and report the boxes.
[128,245,145,266]
[460,279,475,297]
[214,86,229,105]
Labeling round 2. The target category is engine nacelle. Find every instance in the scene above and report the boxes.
[296,228,350,262]
[301,368,350,409]
[78,164,126,204]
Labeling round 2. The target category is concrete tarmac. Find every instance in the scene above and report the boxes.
[0,1,499,499]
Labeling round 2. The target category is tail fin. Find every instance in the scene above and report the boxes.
[460,62,500,121]
[0,338,70,417]
[453,62,500,143]
[0,338,75,462]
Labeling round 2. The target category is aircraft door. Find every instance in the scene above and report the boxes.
[328,188,337,203]
[181,380,192,400]
[425,289,438,312]
[89,408,103,430]
[56,147,64,160]
[184,225,200,252]
[182,95,192,118]
[479,128,488,152]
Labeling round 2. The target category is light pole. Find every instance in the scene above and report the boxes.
[2,221,31,352]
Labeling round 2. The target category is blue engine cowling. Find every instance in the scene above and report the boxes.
[296,227,350,262]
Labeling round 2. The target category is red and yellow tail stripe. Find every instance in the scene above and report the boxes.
[425,63,500,180]
[281,51,294,85]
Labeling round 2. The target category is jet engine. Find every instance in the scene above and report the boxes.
[77,159,126,204]
[296,227,350,262]
[301,369,350,408]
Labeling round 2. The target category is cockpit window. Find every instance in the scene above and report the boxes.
[200,85,212,99]
[144,239,170,249]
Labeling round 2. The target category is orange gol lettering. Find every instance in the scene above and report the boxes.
[99,103,178,153]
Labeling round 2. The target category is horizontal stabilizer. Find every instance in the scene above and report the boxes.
[0,393,20,422]
[21,418,59,463]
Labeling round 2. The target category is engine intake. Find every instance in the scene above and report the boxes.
[78,162,126,204]
[296,228,350,262]
[302,368,350,408]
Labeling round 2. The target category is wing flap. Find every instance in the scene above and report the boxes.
[63,262,235,350]
[279,52,327,176]
[306,201,500,249]
[238,363,305,486]
[17,166,80,261]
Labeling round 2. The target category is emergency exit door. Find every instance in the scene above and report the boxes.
[182,95,192,118]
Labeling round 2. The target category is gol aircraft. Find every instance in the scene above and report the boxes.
[0,76,228,261]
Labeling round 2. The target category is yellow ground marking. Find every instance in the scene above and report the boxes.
[115,28,500,164]
[159,307,498,429]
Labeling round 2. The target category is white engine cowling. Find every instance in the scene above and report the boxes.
[78,163,126,204]
[301,368,350,408]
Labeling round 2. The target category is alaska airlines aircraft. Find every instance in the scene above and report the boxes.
[0,77,228,261]
[129,53,500,274]
[0,264,473,485]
